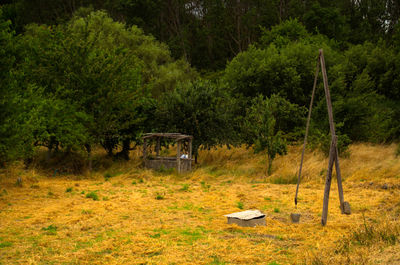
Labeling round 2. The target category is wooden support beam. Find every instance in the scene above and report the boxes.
[188,139,192,171]
[334,144,345,212]
[143,139,147,160]
[321,135,337,226]
[155,137,160,156]
[177,140,181,173]
[295,60,320,206]
[319,49,348,224]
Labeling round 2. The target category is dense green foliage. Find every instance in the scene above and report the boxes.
[3,0,400,70]
[156,80,238,163]
[0,2,399,173]
[243,95,301,175]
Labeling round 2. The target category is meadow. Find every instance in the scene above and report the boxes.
[0,144,400,264]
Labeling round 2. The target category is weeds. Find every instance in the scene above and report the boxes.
[270,175,297,184]
[209,255,226,265]
[180,184,190,192]
[42,224,57,235]
[104,172,113,181]
[86,191,99,201]
[0,242,12,248]
[237,201,244,209]
[201,181,211,192]
[155,192,164,200]
[66,187,73,192]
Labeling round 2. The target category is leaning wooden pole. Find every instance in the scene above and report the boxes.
[294,60,320,206]
[319,49,350,225]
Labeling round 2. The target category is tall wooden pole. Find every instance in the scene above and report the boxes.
[295,60,320,206]
[319,49,348,225]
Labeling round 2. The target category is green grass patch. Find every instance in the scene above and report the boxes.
[180,183,190,192]
[269,175,297,185]
[178,227,209,245]
[236,201,244,209]
[0,241,12,248]
[155,192,164,200]
[65,187,73,192]
[208,255,226,265]
[201,181,211,192]
[41,224,57,235]
[86,191,99,201]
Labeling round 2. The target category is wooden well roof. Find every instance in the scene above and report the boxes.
[142,133,193,141]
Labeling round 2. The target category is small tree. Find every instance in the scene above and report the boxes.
[156,80,237,163]
[243,95,290,175]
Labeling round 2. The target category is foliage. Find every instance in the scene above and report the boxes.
[10,10,195,161]
[243,95,289,175]
[260,19,309,48]
[156,80,238,162]
[0,9,29,163]
[3,0,400,71]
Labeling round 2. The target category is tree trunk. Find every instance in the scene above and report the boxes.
[85,144,92,172]
[117,139,131,160]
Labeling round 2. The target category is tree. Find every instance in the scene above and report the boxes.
[0,8,29,164]
[242,95,291,175]
[156,80,238,163]
[18,10,150,159]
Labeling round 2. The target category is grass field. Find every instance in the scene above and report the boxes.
[0,144,400,264]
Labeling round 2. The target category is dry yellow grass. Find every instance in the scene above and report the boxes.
[0,143,399,264]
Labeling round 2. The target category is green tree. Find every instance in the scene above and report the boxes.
[156,80,238,163]
[0,8,30,164]
[243,95,291,175]
[18,11,148,159]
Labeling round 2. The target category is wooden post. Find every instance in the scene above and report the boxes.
[295,60,320,206]
[321,136,337,226]
[155,137,160,157]
[319,49,346,214]
[177,140,181,173]
[189,139,193,171]
[319,49,335,135]
[334,145,345,212]
[143,139,147,160]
